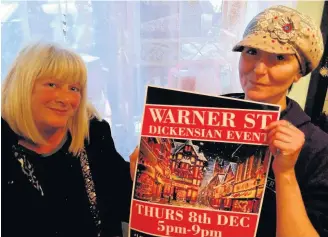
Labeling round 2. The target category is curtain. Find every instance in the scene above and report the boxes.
[1,0,296,160]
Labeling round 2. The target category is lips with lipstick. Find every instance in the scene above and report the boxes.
[49,107,70,114]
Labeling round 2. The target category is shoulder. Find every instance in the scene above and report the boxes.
[313,113,328,133]
[300,123,328,194]
[283,99,328,153]
[88,118,113,138]
[293,107,328,155]
[297,120,328,186]
[1,117,17,138]
[304,122,328,156]
[89,117,111,129]
[1,117,18,148]
[86,118,118,154]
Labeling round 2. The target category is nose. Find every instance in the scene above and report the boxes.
[54,89,71,105]
[254,60,268,75]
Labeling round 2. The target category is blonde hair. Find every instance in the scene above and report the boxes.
[2,41,101,156]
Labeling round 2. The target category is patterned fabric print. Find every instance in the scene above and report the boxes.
[247,6,322,49]
[12,145,44,196]
[257,10,308,44]
[78,149,102,237]
[258,7,323,72]
[266,12,300,43]
[236,5,324,76]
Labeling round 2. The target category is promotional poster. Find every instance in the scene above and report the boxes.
[129,86,280,237]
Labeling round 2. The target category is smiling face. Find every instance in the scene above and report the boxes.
[239,47,301,107]
[31,78,82,131]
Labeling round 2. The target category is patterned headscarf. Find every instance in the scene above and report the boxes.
[232,5,324,76]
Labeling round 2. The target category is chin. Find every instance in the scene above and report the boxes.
[245,90,272,103]
[44,118,69,128]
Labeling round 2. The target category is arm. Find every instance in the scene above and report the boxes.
[100,121,133,223]
[266,120,321,237]
[275,171,319,237]
[89,119,133,236]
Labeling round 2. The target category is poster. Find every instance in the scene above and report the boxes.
[129,86,280,237]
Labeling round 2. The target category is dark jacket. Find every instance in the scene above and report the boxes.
[226,94,328,237]
[1,118,133,237]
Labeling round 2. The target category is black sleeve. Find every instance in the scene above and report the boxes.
[105,123,132,223]
[302,145,328,237]
[88,119,133,235]
[100,120,133,222]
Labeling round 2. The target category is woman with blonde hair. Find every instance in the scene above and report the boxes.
[2,42,133,237]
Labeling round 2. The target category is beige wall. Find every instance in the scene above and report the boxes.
[288,0,325,109]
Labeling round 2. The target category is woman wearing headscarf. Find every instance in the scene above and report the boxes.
[229,5,328,237]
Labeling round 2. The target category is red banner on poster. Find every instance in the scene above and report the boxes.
[142,105,279,145]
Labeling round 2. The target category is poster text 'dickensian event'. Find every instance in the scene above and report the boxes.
[142,105,279,144]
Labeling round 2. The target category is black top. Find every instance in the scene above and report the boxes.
[1,118,133,237]
[225,94,328,237]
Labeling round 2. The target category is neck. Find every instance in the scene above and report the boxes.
[19,127,67,154]
[274,96,288,111]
